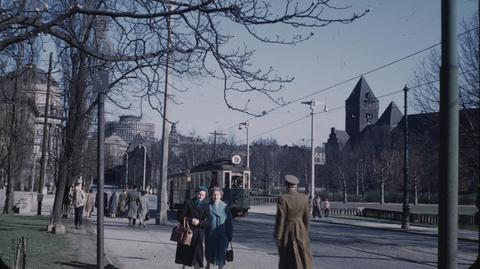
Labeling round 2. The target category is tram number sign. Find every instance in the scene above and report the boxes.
[231,155,242,165]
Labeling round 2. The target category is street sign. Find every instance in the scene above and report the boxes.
[231,154,242,165]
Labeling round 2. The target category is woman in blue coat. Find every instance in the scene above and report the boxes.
[205,187,233,269]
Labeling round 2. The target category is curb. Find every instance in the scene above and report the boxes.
[315,218,479,243]
[85,220,118,268]
[249,211,478,243]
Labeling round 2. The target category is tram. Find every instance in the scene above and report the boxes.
[168,157,251,217]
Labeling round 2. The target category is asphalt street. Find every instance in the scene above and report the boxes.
[92,209,478,269]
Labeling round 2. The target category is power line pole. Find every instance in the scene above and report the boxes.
[439,0,459,268]
[301,100,315,199]
[95,14,111,269]
[156,7,172,225]
[37,52,53,216]
[239,122,250,168]
[401,86,410,229]
[209,130,226,160]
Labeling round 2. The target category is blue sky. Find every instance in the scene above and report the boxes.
[109,0,478,146]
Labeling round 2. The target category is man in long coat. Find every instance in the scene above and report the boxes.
[274,175,313,269]
[126,185,140,227]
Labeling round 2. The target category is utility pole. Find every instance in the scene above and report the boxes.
[37,52,53,216]
[95,14,110,269]
[401,86,410,229]
[156,7,172,225]
[239,122,250,168]
[301,100,315,199]
[439,0,458,268]
[124,152,128,187]
[209,130,226,160]
[139,144,147,190]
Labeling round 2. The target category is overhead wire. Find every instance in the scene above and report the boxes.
[246,67,478,142]
[223,26,479,133]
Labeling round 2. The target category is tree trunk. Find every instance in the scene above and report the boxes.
[414,181,418,205]
[380,181,385,204]
[361,174,366,202]
[343,178,348,203]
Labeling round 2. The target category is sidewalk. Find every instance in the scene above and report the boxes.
[96,216,277,269]
[249,204,479,242]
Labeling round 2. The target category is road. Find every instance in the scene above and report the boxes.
[236,213,477,269]
[94,210,478,269]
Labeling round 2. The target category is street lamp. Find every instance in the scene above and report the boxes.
[139,144,147,190]
[239,122,250,168]
[301,100,315,198]
[123,151,129,188]
[402,86,410,230]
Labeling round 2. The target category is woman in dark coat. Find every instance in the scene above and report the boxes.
[175,187,211,269]
[108,191,118,218]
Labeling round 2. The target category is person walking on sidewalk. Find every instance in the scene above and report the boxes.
[108,191,118,218]
[118,187,128,218]
[205,187,233,269]
[312,192,322,219]
[127,185,140,227]
[274,175,313,269]
[175,186,211,269]
[137,190,149,227]
[73,181,86,229]
[323,198,331,218]
[85,189,95,218]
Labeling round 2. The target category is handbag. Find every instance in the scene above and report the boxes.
[170,218,193,246]
[226,241,234,262]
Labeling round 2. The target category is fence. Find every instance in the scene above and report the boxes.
[249,197,476,226]
[362,208,475,226]
[250,196,278,204]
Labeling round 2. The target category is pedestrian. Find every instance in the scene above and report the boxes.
[127,185,140,227]
[205,187,233,269]
[175,186,211,269]
[323,198,331,217]
[108,191,118,218]
[95,191,108,216]
[312,192,322,218]
[274,175,313,269]
[73,181,86,229]
[85,188,95,218]
[137,190,149,227]
[118,188,128,218]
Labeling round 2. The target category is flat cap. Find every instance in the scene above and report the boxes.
[284,174,299,185]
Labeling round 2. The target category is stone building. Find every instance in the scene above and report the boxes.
[0,66,63,191]
[324,76,479,202]
[106,115,155,144]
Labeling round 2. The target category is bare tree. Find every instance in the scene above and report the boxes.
[2,0,369,221]
[411,13,479,190]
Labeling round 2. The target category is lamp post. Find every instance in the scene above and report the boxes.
[124,151,129,188]
[301,100,315,198]
[239,122,250,168]
[401,86,410,229]
[139,144,147,190]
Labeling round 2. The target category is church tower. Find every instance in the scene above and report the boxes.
[345,77,379,138]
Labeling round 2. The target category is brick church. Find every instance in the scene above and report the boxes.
[323,77,478,203]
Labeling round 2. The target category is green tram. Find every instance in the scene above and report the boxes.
[168,159,251,217]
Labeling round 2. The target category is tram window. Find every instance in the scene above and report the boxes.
[232,175,243,189]
[225,172,230,188]
[245,173,250,189]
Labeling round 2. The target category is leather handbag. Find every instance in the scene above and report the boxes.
[170,218,193,246]
[226,241,234,262]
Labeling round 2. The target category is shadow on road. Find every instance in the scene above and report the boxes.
[56,261,120,269]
